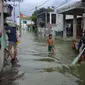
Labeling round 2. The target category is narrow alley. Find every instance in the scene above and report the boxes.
[0,32,85,85]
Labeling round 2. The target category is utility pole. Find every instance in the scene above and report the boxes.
[45,12,47,28]
[35,6,38,27]
[19,1,21,36]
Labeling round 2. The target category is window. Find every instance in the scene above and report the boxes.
[47,13,50,23]
[51,14,56,24]
[23,21,27,24]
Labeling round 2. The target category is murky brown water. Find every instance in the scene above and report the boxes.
[0,32,85,85]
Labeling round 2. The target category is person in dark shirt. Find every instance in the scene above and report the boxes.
[4,23,17,63]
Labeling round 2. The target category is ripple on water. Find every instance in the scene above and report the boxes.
[41,64,85,85]
[33,58,55,62]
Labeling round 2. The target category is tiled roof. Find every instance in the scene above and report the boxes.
[20,17,31,20]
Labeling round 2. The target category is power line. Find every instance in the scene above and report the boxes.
[21,0,50,12]
[36,0,70,16]
[37,0,49,8]
[55,0,69,9]
[22,0,70,13]
[21,0,70,15]
[21,8,35,12]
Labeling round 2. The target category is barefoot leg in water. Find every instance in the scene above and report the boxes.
[51,48,55,56]
[78,57,83,64]
[82,54,85,63]
[78,54,85,64]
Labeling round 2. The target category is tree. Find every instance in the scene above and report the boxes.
[47,7,54,12]
[31,12,37,26]
[31,13,37,22]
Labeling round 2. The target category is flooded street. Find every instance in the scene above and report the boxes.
[0,32,85,85]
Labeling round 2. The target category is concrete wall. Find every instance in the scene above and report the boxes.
[56,14,63,32]
[55,14,73,32]
[51,14,63,37]
[51,14,74,38]
[0,2,13,72]
[0,14,4,72]
[0,49,4,71]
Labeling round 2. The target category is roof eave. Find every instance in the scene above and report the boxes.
[57,2,85,14]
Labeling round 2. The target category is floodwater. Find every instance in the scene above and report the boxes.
[0,32,85,85]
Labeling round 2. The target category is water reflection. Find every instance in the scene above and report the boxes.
[0,66,24,85]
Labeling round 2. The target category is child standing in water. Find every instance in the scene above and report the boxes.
[47,34,55,55]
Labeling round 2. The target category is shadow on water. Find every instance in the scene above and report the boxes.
[0,66,24,85]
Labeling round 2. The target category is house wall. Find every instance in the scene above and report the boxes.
[0,10,4,72]
[0,2,13,72]
[0,2,13,16]
[51,14,63,37]
[56,14,63,32]
[51,14,74,37]
[55,14,73,32]
[17,18,34,30]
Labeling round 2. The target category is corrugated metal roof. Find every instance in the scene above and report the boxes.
[57,0,80,9]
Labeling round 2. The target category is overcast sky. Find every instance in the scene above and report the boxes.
[10,0,80,20]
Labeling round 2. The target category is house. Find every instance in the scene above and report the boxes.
[0,1,13,71]
[51,14,74,37]
[37,11,57,37]
[56,0,85,40]
[17,15,34,31]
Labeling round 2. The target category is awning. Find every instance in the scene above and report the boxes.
[57,1,85,15]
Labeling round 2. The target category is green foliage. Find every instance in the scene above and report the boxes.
[47,7,54,12]
[31,14,37,22]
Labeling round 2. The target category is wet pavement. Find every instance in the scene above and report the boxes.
[0,32,85,85]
